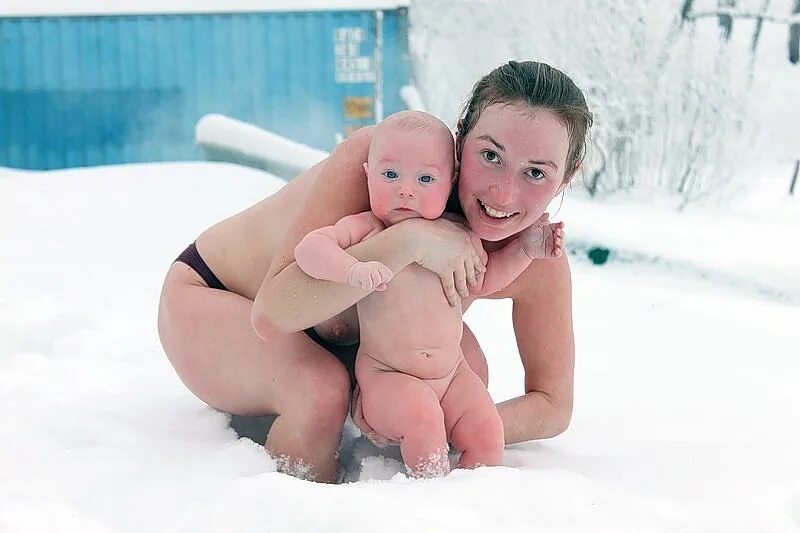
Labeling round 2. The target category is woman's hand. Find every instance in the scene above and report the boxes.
[402,217,487,306]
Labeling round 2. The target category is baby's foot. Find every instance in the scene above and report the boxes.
[520,213,565,260]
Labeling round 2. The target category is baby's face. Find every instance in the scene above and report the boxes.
[365,128,454,226]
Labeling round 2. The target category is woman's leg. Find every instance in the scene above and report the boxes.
[157,263,351,483]
[461,323,489,386]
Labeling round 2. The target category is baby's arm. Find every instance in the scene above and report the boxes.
[477,214,565,296]
[294,211,393,290]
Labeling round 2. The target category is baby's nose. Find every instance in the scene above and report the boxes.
[398,188,415,198]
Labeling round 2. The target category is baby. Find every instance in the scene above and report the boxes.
[294,110,563,477]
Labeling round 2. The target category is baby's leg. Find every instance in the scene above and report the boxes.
[441,362,504,468]
[357,362,449,477]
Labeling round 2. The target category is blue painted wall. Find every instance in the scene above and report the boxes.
[0,9,410,170]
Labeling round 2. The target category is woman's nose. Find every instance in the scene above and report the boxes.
[489,176,517,204]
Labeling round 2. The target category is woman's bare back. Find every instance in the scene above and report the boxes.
[194,161,325,300]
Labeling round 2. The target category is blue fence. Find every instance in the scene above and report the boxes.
[0,9,410,170]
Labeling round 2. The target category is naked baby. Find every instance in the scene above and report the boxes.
[294,110,564,477]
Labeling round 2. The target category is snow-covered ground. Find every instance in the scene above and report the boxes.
[1,161,798,532]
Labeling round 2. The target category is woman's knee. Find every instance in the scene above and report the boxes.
[286,358,351,434]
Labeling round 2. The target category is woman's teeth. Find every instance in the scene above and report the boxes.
[479,200,515,219]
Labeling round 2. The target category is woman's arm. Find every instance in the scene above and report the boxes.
[497,254,575,444]
[252,128,484,337]
[472,239,531,297]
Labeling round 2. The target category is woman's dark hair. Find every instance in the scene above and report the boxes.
[457,61,593,180]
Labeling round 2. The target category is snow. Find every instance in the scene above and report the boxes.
[0,0,409,17]
[1,161,798,532]
[2,0,800,528]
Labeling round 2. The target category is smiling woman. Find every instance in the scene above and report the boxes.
[457,104,572,242]
[157,60,593,483]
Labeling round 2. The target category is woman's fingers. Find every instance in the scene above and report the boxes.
[439,273,459,307]
[465,259,478,287]
[454,265,469,299]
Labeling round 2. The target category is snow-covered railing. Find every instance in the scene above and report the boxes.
[681,0,800,62]
[685,9,800,25]
[195,114,328,180]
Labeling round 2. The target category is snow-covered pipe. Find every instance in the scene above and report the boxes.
[195,114,328,179]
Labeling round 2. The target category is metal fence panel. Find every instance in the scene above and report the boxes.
[0,8,410,169]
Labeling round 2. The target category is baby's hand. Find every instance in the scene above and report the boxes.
[346,261,393,291]
[520,212,565,260]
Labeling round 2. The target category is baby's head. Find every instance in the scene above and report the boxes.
[363,110,455,226]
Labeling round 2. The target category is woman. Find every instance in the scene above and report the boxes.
[158,61,593,483]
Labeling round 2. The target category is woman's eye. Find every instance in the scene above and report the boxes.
[526,168,545,181]
[383,170,398,180]
[418,175,434,184]
[481,150,500,164]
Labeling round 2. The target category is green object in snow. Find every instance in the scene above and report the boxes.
[588,247,610,265]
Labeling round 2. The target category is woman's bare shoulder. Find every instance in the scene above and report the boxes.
[265,126,376,277]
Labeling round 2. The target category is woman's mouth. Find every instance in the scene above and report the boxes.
[478,199,518,220]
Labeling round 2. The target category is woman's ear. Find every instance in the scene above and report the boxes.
[362,162,369,175]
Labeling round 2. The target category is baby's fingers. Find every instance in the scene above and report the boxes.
[377,264,393,284]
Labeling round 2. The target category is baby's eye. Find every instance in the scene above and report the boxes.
[481,150,500,164]
[383,170,399,180]
[526,168,545,181]
[418,175,435,184]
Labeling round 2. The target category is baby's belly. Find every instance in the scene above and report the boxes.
[357,266,463,379]
[359,343,462,380]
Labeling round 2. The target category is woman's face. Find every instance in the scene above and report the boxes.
[457,103,572,242]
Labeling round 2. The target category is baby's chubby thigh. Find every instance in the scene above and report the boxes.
[441,362,505,468]
[354,352,447,446]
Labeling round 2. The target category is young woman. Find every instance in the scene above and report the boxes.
[158,61,593,483]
